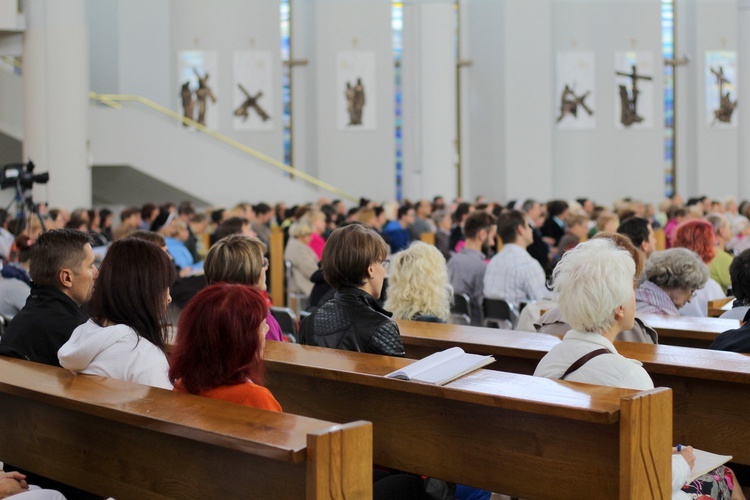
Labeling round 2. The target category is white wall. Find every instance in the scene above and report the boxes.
[296,0,396,203]
[550,0,663,204]
[676,0,739,201]
[89,104,323,206]
[400,1,457,202]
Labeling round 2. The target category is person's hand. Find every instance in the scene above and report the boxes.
[673,445,696,469]
[0,471,29,498]
[179,267,193,278]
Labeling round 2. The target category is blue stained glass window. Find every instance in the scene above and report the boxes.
[392,2,403,201]
[662,0,675,196]
[281,0,292,167]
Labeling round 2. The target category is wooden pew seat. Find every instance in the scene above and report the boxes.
[0,356,372,499]
[396,319,750,466]
[264,341,672,499]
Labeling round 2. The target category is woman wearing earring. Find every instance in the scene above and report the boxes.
[299,223,404,357]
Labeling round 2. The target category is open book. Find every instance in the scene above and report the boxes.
[687,449,733,483]
[385,347,494,386]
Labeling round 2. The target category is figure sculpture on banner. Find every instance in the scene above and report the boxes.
[179,68,218,127]
[556,84,594,123]
[180,82,194,127]
[345,77,366,126]
[616,64,652,127]
[234,83,271,122]
[195,69,217,126]
[710,66,738,125]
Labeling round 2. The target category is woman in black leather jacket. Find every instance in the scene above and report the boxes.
[299,223,404,357]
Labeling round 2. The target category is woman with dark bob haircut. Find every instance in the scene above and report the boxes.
[58,238,176,389]
[204,235,285,342]
[299,223,404,356]
[169,283,281,412]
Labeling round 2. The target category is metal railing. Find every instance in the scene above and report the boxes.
[88,92,358,202]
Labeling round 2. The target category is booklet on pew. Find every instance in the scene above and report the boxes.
[687,449,733,483]
[385,347,494,386]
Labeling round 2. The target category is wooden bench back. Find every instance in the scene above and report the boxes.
[637,313,738,348]
[0,356,372,500]
[264,342,672,499]
[396,319,750,465]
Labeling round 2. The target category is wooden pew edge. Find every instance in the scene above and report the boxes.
[265,349,633,425]
[0,356,343,464]
[619,387,672,499]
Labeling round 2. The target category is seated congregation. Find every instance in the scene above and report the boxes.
[1,192,750,498]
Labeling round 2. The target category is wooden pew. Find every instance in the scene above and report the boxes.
[264,341,672,499]
[396,319,750,466]
[0,356,372,500]
[654,228,666,251]
[638,312,738,348]
[708,297,734,318]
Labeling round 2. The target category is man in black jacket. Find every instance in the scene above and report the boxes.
[0,229,96,366]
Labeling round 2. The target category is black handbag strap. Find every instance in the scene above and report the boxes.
[561,348,610,380]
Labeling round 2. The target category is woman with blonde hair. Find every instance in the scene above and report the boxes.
[385,242,453,323]
[204,235,284,341]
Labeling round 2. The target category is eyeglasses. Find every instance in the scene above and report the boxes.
[381,259,390,270]
[262,258,269,269]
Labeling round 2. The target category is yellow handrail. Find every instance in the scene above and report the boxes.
[88,92,358,202]
[0,56,22,70]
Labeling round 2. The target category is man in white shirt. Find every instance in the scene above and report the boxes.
[484,210,550,309]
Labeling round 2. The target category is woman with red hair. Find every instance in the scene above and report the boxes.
[169,283,281,411]
[673,219,726,317]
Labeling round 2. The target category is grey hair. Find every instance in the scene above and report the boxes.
[705,213,727,235]
[551,238,635,333]
[645,248,709,290]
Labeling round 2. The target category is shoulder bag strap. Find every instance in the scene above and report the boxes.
[560,348,610,380]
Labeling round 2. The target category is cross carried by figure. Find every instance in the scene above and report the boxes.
[616,64,652,126]
[234,83,271,122]
[556,84,594,123]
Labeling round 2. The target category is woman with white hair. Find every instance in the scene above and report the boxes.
[384,242,453,323]
[535,239,744,500]
[635,248,709,316]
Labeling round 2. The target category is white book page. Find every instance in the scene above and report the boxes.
[410,353,494,385]
[688,449,732,483]
[385,347,465,380]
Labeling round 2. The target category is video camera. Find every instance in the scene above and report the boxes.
[0,161,49,191]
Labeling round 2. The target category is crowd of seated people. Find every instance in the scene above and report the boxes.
[1,191,750,498]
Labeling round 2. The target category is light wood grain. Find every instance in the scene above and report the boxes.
[0,356,372,499]
[264,341,671,499]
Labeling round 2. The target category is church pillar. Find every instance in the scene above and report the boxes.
[738,0,750,199]
[23,0,91,208]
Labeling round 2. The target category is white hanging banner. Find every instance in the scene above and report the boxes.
[705,51,738,128]
[177,51,219,130]
[233,50,274,131]
[614,51,654,129]
[337,51,376,131]
[556,51,596,130]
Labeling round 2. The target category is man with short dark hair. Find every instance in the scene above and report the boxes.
[617,217,656,257]
[382,205,415,253]
[251,202,274,247]
[447,211,497,325]
[484,210,549,309]
[113,206,142,241]
[407,200,434,242]
[0,229,96,366]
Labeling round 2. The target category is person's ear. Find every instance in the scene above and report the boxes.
[59,268,74,290]
[367,264,375,280]
[614,305,625,320]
